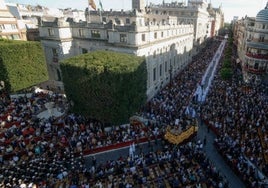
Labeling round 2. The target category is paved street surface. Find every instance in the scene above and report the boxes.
[84,140,164,168]
[196,121,246,188]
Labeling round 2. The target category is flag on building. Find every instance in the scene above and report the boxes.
[89,0,96,10]
[99,0,104,12]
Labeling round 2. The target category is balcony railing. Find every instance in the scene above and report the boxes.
[246,53,268,60]
[243,65,266,74]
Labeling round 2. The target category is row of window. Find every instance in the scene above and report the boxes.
[48,28,102,39]
[154,10,195,17]
[245,62,267,71]
[152,56,182,82]
[47,26,191,42]
[48,27,127,44]
[246,58,267,68]
[256,23,267,30]
[0,34,20,40]
[101,17,131,25]
[247,23,268,31]
[78,29,101,38]
[248,33,266,42]
[153,61,169,81]
[0,24,17,30]
[141,28,190,43]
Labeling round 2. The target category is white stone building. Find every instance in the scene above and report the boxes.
[147,0,224,55]
[233,3,268,84]
[39,7,194,99]
[132,0,145,12]
[0,0,26,40]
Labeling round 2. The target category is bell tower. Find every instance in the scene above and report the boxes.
[132,0,145,12]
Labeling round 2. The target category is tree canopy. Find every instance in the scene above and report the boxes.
[61,50,147,125]
[0,39,48,92]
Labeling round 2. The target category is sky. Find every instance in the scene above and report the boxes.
[4,0,268,23]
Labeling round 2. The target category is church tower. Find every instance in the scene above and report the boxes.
[132,0,145,12]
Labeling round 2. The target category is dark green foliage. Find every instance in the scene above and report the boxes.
[225,46,232,56]
[223,59,232,68]
[0,40,48,92]
[220,33,233,80]
[220,33,234,80]
[228,37,233,45]
[220,68,233,80]
[61,50,147,125]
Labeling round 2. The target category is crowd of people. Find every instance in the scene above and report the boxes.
[79,141,228,188]
[0,37,234,187]
[200,46,268,187]
[0,90,163,187]
[139,39,222,128]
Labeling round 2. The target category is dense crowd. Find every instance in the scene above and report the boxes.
[0,38,231,187]
[200,47,268,187]
[78,141,228,188]
[139,40,222,128]
[0,91,163,187]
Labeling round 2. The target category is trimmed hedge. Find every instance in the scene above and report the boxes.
[0,40,48,92]
[61,50,147,125]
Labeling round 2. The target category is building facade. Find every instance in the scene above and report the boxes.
[0,0,26,40]
[233,3,268,84]
[39,0,225,99]
[132,0,145,12]
[147,0,224,55]
[39,9,194,99]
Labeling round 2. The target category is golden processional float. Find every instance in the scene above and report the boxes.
[129,115,198,145]
[164,125,198,145]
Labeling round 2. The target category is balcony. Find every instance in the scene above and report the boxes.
[245,52,268,60]
[243,65,266,74]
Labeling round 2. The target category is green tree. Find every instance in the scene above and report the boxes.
[220,68,233,80]
[0,40,48,92]
[223,59,232,68]
[61,50,147,125]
